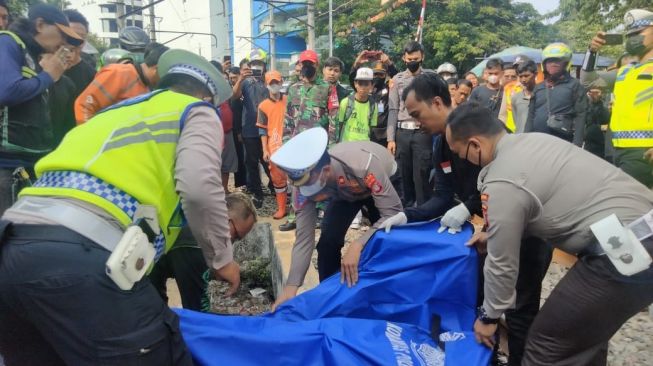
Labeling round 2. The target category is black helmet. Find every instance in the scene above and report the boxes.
[118,26,151,52]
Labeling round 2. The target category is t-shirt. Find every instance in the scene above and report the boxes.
[337,96,378,142]
[257,96,287,154]
[241,78,269,138]
[64,60,96,99]
[469,85,503,117]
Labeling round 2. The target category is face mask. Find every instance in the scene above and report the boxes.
[301,64,317,79]
[267,84,282,94]
[464,141,482,166]
[373,77,385,90]
[625,34,647,57]
[487,75,499,85]
[406,60,422,73]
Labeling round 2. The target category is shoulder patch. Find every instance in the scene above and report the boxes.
[481,193,489,228]
[364,173,383,194]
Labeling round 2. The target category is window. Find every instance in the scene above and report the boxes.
[102,19,118,33]
[135,20,143,28]
[100,4,116,13]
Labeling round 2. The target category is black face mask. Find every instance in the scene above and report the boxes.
[301,64,317,80]
[625,34,648,57]
[464,141,482,167]
[406,60,422,73]
[373,77,385,90]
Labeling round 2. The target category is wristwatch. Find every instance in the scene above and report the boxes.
[477,306,499,325]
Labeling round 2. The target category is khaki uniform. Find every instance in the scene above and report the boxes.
[478,132,653,365]
[287,141,402,287]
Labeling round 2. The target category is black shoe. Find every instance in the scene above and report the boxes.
[279,221,296,231]
[253,195,264,209]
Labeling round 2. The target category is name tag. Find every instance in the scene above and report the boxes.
[440,161,452,174]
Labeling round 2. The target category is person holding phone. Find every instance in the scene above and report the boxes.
[232,49,273,208]
[582,9,653,188]
[0,4,83,214]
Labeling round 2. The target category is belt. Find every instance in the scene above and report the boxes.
[397,121,420,130]
[9,197,124,253]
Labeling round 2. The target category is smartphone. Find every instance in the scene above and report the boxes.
[251,68,263,78]
[604,33,623,46]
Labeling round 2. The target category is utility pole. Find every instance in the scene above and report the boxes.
[131,0,136,25]
[328,0,333,56]
[269,2,276,70]
[149,0,157,42]
[307,0,315,50]
[116,0,126,32]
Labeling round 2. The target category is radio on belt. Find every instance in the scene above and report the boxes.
[590,212,653,276]
[106,206,160,291]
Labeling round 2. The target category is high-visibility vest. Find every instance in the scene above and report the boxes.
[21,90,213,259]
[503,81,522,132]
[610,61,653,148]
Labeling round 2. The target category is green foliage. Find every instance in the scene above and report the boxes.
[6,0,71,17]
[549,0,652,57]
[86,32,108,54]
[315,0,558,73]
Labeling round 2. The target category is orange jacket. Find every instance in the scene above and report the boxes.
[74,63,150,124]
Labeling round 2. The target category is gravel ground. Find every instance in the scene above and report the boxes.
[542,262,653,366]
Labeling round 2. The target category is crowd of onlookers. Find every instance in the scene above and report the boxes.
[0,0,630,227]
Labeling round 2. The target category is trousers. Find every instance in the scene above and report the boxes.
[395,128,433,206]
[522,249,653,365]
[316,197,381,281]
[0,223,193,366]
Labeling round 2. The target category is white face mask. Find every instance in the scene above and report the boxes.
[267,84,282,94]
[487,75,499,85]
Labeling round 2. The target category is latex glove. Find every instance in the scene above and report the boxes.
[380,212,408,233]
[438,203,470,234]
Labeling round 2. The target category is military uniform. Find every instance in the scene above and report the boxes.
[477,132,653,365]
[272,128,402,286]
[283,79,332,141]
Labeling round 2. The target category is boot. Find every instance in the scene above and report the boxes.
[273,192,287,219]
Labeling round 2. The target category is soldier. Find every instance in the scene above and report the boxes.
[445,103,653,365]
[270,128,402,310]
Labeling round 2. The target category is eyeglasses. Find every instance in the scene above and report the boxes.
[230,219,245,241]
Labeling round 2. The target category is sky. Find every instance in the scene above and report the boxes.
[518,0,560,16]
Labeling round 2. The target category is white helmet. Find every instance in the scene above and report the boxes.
[436,62,457,79]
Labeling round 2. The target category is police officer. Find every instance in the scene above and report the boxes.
[446,103,653,365]
[0,49,243,364]
[381,73,552,366]
[270,128,402,310]
[582,9,653,186]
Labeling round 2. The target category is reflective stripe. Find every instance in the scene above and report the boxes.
[119,78,141,95]
[104,132,178,152]
[32,171,166,259]
[113,120,179,139]
[91,79,116,103]
[612,131,653,139]
[634,90,653,106]
[636,86,653,99]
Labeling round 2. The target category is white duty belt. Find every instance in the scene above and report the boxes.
[10,196,124,252]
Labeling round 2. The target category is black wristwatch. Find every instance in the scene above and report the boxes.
[477,306,499,325]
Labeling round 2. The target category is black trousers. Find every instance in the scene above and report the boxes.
[316,197,381,281]
[504,237,552,366]
[0,167,34,216]
[149,228,208,311]
[522,251,653,366]
[233,132,247,188]
[243,137,273,197]
[395,128,433,207]
[0,224,192,366]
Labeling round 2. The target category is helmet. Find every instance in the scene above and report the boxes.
[436,62,457,75]
[542,42,572,63]
[100,48,133,66]
[247,48,268,64]
[119,26,151,52]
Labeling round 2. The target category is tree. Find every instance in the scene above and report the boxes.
[6,0,71,17]
[315,0,557,73]
[548,0,651,56]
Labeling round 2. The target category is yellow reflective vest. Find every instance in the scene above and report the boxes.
[610,61,653,148]
[21,90,211,258]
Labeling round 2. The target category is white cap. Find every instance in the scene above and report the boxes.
[355,67,374,81]
[271,128,329,196]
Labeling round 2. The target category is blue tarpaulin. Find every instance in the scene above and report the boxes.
[176,221,492,365]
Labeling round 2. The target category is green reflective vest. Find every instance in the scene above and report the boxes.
[610,60,653,148]
[21,90,211,257]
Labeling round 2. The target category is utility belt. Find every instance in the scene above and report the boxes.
[397,121,421,130]
[587,210,653,276]
[12,181,164,291]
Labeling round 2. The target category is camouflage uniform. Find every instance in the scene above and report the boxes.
[283,79,334,142]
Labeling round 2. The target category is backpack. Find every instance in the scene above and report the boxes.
[337,94,377,142]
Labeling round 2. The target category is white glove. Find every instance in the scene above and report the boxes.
[438,203,471,234]
[381,212,408,233]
